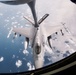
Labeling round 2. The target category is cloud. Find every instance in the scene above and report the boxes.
[11,16,15,20]
[12,55,15,58]
[15,60,22,68]
[23,49,29,56]
[0,57,4,62]
[27,62,35,71]
[11,21,18,25]
[4,19,10,22]
[44,27,76,66]
[0,13,3,16]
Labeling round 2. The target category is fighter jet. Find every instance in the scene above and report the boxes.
[11,14,64,69]
[0,0,64,69]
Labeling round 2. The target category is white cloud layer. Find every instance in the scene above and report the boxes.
[0,57,4,62]
[23,49,29,55]
[15,60,22,68]
[27,62,35,71]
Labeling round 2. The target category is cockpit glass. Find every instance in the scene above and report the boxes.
[0,0,76,73]
[35,44,41,54]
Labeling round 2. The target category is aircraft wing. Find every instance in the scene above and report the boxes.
[44,25,63,37]
[12,26,36,39]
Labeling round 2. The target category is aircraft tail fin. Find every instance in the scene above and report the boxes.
[23,13,49,27]
[38,14,49,25]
